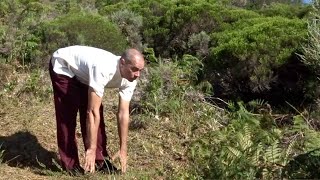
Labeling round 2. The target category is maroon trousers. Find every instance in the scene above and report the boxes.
[49,60,108,170]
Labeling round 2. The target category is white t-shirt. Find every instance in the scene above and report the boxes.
[51,45,137,101]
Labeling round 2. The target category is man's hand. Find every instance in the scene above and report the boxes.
[84,88,102,173]
[84,148,96,173]
[112,150,127,173]
[116,97,130,173]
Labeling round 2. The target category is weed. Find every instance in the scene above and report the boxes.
[0,144,4,164]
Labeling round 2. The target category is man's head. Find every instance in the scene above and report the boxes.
[119,48,145,82]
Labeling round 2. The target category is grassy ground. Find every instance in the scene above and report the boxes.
[0,69,195,179]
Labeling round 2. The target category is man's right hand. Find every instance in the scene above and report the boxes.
[84,148,96,173]
[85,88,102,173]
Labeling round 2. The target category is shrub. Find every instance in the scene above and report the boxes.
[39,12,128,56]
[299,2,320,75]
[0,0,45,65]
[110,9,143,50]
[206,16,308,104]
[141,59,186,116]
[257,3,312,19]
[140,52,203,116]
[187,31,210,58]
[100,0,226,57]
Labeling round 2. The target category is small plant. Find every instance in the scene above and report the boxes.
[141,54,203,117]
[299,1,320,76]
[0,144,5,163]
[3,81,17,93]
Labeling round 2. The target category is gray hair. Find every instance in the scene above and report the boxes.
[121,48,144,64]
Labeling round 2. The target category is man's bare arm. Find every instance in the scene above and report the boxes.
[112,97,130,173]
[84,87,102,173]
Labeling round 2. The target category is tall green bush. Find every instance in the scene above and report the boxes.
[206,16,307,102]
[0,0,45,65]
[257,3,312,19]
[110,9,143,50]
[39,12,128,56]
[100,0,226,57]
[98,0,314,105]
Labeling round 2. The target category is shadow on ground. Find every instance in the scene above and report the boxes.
[282,148,320,179]
[0,131,60,172]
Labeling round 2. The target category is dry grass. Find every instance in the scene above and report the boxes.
[0,69,200,179]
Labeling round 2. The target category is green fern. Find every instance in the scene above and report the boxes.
[250,142,263,165]
[291,115,320,151]
[189,102,299,179]
[226,146,241,159]
[283,140,296,166]
[264,140,282,164]
[239,124,253,151]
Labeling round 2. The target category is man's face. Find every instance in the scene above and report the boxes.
[120,57,145,82]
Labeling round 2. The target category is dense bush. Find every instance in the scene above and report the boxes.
[257,3,312,19]
[206,16,309,104]
[140,53,204,116]
[39,12,127,57]
[109,9,143,50]
[100,0,227,57]
[0,0,45,65]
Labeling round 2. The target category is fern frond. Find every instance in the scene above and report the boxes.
[227,146,241,159]
[250,143,263,166]
[239,124,253,151]
[249,99,267,107]
[264,141,282,164]
[282,140,296,166]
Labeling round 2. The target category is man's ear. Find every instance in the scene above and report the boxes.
[120,57,126,65]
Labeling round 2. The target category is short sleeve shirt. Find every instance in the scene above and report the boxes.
[51,45,137,101]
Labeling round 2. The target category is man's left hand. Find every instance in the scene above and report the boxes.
[112,150,127,173]
[84,148,96,173]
